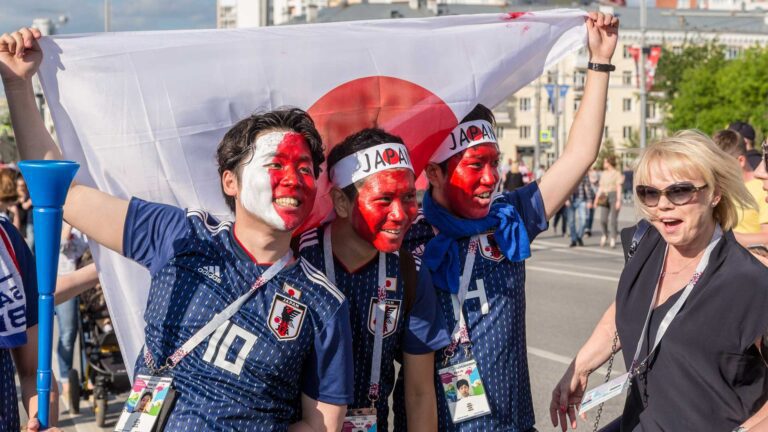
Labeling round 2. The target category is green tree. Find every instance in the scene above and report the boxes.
[654,42,724,109]
[662,45,768,138]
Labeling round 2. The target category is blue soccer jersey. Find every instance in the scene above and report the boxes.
[123,199,354,431]
[297,225,449,430]
[394,183,548,431]
[0,217,38,432]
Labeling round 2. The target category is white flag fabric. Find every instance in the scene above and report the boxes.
[37,9,586,376]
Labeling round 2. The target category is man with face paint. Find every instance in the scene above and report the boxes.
[297,128,450,431]
[392,12,619,432]
[1,27,355,431]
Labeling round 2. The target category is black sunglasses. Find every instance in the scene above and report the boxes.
[635,182,708,207]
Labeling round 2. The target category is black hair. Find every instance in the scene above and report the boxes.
[457,379,470,389]
[216,107,324,212]
[327,128,405,199]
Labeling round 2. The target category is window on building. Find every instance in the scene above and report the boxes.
[646,102,657,119]
[622,71,632,86]
[604,126,609,139]
[650,127,660,138]
[623,45,632,59]
[496,127,504,138]
[725,46,741,60]
[547,70,557,84]
[519,97,531,112]
[672,45,683,55]
[573,71,586,87]
[623,126,633,139]
[573,99,581,112]
[623,98,632,112]
[520,126,531,139]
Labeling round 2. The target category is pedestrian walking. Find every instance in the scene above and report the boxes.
[593,155,622,247]
[567,175,595,247]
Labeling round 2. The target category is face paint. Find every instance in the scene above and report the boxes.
[240,131,316,231]
[441,143,500,219]
[347,169,418,253]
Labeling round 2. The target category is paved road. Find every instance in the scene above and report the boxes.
[25,205,639,431]
[527,206,638,431]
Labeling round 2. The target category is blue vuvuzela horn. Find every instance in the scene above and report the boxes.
[18,160,79,429]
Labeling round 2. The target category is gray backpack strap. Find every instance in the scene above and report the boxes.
[626,219,651,261]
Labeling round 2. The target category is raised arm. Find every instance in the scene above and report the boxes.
[538,12,618,219]
[0,28,128,253]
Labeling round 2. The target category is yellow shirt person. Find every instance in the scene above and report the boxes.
[734,178,768,234]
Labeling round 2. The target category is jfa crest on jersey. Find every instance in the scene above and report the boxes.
[366,298,401,337]
[268,293,307,340]
[478,232,504,262]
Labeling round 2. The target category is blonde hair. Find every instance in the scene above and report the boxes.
[633,130,756,231]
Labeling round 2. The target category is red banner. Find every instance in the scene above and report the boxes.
[629,45,662,91]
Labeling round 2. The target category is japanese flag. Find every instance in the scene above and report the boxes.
[37,9,587,375]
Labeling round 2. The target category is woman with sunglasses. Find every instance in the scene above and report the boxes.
[551,130,768,432]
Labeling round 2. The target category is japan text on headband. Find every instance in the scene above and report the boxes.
[330,143,414,188]
[429,120,498,164]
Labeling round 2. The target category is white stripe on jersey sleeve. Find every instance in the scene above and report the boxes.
[298,258,345,303]
[412,210,425,225]
[297,229,320,251]
[186,209,232,234]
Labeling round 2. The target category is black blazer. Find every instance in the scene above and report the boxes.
[615,223,768,431]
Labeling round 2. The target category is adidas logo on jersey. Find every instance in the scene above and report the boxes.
[197,265,222,284]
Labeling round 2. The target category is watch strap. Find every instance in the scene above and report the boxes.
[588,62,616,72]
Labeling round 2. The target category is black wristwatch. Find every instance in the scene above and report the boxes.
[587,62,616,72]
[732,427,748,432]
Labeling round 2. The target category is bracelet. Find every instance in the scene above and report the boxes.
[587,62,616,72]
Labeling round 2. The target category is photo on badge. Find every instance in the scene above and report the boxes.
[438,360,492,423]
[115,375,173,432]
[342,407,377,432]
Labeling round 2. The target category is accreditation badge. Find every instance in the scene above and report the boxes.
[342,407,377,432]
[437,359,491,423]
[115,375,175,432]
[579,372,630,415]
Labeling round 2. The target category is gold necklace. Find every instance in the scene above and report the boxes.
[661,252,702,278]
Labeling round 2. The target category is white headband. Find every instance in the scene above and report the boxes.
[329,143,414,188]
[429,120,498,163]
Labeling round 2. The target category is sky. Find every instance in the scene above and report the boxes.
[1,0,216,96]
[1,0,217,34]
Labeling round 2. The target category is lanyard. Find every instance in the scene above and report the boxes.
[145,250,293,374]
[629,225,722,375]
[444,236,479,359]
[323,225,388,402]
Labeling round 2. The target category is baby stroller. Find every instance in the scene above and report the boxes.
[66,253,132,426]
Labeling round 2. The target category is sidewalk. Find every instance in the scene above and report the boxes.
[18,323,129,431]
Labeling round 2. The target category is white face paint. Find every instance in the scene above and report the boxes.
[240,131,288,230]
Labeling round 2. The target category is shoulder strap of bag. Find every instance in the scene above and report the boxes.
[622,219,651,263]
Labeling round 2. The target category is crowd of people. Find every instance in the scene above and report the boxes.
[0,10,765,432]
